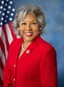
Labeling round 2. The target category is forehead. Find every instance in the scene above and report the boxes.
[20,13,38,22]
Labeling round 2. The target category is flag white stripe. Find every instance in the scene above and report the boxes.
[0,27,2,37]
[6,24,13,44]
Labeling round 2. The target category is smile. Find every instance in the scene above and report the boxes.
[24,32,33,36]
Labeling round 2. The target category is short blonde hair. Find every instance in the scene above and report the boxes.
[13,4,46,35]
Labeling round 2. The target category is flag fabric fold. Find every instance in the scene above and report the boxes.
[0,0,16,86]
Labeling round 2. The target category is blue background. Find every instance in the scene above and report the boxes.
[14,0,64,87]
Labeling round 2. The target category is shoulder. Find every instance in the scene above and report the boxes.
[9,37,22,51]
[39,37,56,53]
[39,37,56,62]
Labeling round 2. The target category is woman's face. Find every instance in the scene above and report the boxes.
[18,13,40,42]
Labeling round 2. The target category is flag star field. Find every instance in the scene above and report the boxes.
[0,0,16,26]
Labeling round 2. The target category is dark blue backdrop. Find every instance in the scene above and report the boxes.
[14,0,64,87]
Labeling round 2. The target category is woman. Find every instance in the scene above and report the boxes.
[3,5,58,87]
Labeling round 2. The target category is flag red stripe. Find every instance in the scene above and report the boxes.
[0,58,4,70]
[0,77,3,87]
[0,38,6,57]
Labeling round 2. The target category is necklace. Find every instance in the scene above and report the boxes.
[22,44,25,51]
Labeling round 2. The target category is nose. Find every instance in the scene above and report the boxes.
[26,23,31,31]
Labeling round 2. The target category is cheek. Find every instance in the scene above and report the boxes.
[32,25,39,31]
[17,28,23,36]
[33,28,39,33]
[18,27,24,32]
[33,30,40,37]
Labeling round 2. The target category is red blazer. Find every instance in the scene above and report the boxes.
[3,36,58,87]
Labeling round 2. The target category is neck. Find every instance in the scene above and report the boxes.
[22,40,32,49]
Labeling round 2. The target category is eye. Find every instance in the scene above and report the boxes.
[21,22,26,25]
[32,22,37,24]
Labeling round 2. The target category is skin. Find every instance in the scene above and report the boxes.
[18,13,40,49]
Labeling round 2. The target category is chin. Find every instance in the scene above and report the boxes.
[24,35,38,42]
[24,37,34,42]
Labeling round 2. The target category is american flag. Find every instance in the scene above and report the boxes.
[0,0,16,86]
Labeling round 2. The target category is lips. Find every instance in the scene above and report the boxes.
[24,32,33,36]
